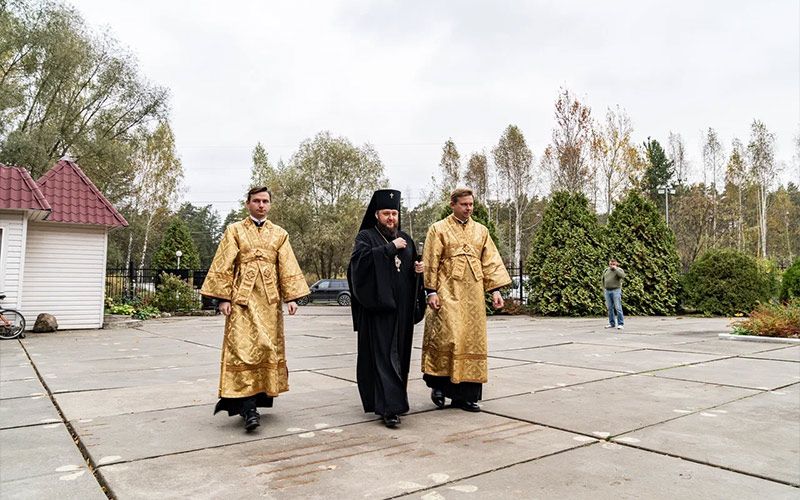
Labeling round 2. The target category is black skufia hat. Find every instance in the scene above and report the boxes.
[359,189,401,231]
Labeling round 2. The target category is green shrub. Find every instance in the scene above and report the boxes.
[525,192,606,316]
[682,249,771,316]
[781,258,800,301]
[133,306,160,320]
[107,303,136,316]
[152,273,200,312]
[606,192,681,315]
[731,300,800,338]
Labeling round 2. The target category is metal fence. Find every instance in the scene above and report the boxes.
[105,261,526,304]
[505,260,527,304]
[105,265,209,302]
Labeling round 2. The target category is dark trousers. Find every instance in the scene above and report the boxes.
[213,393,273,416]
[423,374,482,403]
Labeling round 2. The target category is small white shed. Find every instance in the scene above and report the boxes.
[0,161,128,330]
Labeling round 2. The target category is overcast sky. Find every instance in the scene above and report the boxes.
[69,0,799,214]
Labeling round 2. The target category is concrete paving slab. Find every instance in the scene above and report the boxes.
[56,370,353,421]
[72,375,373,464]
[31,348,220,375]
[494,344,724,374]
[744,346,800,362]
[617,383,800,486]
[287,353,358,372]
[42,363,220,394]
[420,442,799,500]
[0,394,61,429]
[0,472,107,500]
[0,361,37,382]
[0,424,90,482]
[0,376,45,399]
[98,410,588,499]
[482,362,625,400]
[646,339,794,356]
[653,357,800,390]
[483,375,756,437]
[491,343,639,367]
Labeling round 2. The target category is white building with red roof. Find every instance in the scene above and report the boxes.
[0,160,128,330]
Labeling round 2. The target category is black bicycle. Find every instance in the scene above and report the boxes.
[0,294,26,340]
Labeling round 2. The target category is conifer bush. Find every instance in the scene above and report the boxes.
[682,249,771,316]
[525,192,606,316]
[780,258,800,301]
[606,192,681,315]
[153,273,200,312]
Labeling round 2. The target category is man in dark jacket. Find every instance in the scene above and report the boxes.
[602,258,625,330]
[347,190,425,428]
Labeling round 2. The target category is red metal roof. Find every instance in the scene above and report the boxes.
[36,160,128,227]
[0,164,52,212]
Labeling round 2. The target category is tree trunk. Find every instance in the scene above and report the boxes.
[139,212,155,270]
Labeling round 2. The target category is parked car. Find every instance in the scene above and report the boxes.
[505,275,529,304]
[297,279,351,306]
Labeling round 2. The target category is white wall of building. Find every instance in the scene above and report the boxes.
[0,210,28,310]
[21,222,108,329]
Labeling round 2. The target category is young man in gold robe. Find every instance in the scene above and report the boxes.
[200,186,309,431]
[422,188,511,412]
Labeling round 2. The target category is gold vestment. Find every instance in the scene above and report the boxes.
[422,215,511,383]
[200,218,309,398]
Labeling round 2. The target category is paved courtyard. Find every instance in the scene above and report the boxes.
[1,309,798,499]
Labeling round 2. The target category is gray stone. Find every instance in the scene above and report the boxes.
[32,313,58,333]
[0,393,61,429]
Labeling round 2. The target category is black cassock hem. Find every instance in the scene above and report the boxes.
[423,374,483,403]
[214,393,274,416]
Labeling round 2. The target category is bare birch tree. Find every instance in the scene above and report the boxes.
[126,122,184,271]
[492,125,535,265]
[591,105,636,214]
[702,128,724,245]
[438,139,461,197]
[725,138,747,252]
[747,120,778,258]
[464,151,489,203]
[543,88,593,195]
[667,132,690,186]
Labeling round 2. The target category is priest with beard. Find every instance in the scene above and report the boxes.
[347,189,425,428]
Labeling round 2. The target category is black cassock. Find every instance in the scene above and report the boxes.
[347,228,424,417]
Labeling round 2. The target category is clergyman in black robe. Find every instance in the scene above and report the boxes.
[347,189,425,428]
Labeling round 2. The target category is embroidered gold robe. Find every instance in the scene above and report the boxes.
[200,218,309,398]
[422,215,511,383]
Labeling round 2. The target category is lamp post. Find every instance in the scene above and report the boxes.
[175,250,183,269]
[657,185,676,226]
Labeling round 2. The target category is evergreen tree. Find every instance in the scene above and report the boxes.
[525,192,606,316]
[152,218,201,269]
[176,203,222,268]
[606,192,681,315]
[644,138,675,204]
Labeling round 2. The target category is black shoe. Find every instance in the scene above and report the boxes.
[431,389,445,409]
[382,415,400,428]
[244,409,260,431]
[452,400,481,413]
